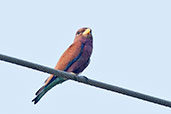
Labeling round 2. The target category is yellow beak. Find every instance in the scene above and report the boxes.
[83,28,91,35]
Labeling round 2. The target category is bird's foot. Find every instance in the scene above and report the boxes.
[80,76,89,83]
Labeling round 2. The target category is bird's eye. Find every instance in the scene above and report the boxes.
[77,31,81,35]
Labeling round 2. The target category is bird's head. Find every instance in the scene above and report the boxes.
[74,27,93,42]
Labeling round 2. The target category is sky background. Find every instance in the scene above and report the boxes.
[0,0,171,113]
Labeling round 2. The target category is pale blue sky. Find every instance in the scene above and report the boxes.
[0,0,171,113]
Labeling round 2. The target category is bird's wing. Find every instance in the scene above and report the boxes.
[55,41,83,71]
[44,41,83,86]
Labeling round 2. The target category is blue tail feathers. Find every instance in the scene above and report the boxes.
[32,77,66,104]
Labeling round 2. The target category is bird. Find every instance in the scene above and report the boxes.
[32,27,93,104]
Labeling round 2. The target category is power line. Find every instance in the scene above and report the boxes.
[0,53,171,108]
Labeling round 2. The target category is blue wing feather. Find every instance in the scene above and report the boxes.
[64,43,85,71]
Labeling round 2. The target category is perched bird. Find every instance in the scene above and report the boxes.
[32,27,93,104]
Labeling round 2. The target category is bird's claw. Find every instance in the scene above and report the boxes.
[80,76,89,83]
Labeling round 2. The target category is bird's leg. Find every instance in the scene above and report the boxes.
[80,75,89,83]
[69,72,78,81]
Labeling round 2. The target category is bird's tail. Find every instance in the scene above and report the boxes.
[32,76,66,104]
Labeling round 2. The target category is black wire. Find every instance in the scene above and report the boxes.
[0,53,171,108]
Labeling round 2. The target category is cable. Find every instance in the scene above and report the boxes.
[0,53,171,108]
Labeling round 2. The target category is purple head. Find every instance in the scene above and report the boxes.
[74,27,93,44]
